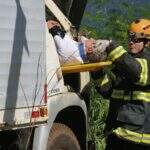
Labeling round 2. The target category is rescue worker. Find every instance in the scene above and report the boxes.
[91,19,150,150]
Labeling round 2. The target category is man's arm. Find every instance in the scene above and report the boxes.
[91,69,114,99]
[107,45,150,86]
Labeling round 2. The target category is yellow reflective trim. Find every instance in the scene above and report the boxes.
[136,58,148,86]
[133,91,150,102]
[111,89,124,99]
[113,127,150,144]
[100,74,109,86]
[111,90,150,102]
[93,75,109,87]
[108,46,126,61]
[124,95,131,101]
[111,89,131,100]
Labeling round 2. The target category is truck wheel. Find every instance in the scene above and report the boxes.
[47,123,81,150]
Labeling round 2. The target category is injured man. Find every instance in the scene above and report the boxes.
[47,20,111,65]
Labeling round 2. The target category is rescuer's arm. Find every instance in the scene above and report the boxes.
[106,44,150,86]
[91,69,114,99]
[88,40,115,98]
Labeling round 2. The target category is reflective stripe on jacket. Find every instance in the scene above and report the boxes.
[107,46,149,86]
[113,127,150,145]
[111,89,150,102]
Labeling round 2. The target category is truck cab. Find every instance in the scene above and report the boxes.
[0,0,89,149]
[35,1,90,150]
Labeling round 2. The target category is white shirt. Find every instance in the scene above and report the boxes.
[54,35,84,65]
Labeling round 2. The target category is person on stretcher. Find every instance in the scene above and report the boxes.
[47,20,111,65]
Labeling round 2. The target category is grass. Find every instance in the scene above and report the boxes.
[88,82,109,150]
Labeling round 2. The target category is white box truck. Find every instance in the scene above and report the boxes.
[0,0,90,149]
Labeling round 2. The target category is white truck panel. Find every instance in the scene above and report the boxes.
[0,0,47,126]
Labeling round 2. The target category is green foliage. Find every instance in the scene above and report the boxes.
[88,83,109,150]
[81,1,150,150]
[81,0,150,46]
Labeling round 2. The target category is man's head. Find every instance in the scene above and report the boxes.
[47,20,61,29]
[84,39,110,62]
[128,19,150,54]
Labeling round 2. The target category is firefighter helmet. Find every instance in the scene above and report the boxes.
[129,19,150,39]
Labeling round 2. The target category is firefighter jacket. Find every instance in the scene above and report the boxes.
[91,46,150,145]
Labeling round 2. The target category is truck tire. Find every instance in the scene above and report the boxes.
[47,123,81,150]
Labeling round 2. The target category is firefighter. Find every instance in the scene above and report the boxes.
[91,19,150,150]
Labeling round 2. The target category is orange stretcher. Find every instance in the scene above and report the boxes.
[61,61,112,74]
